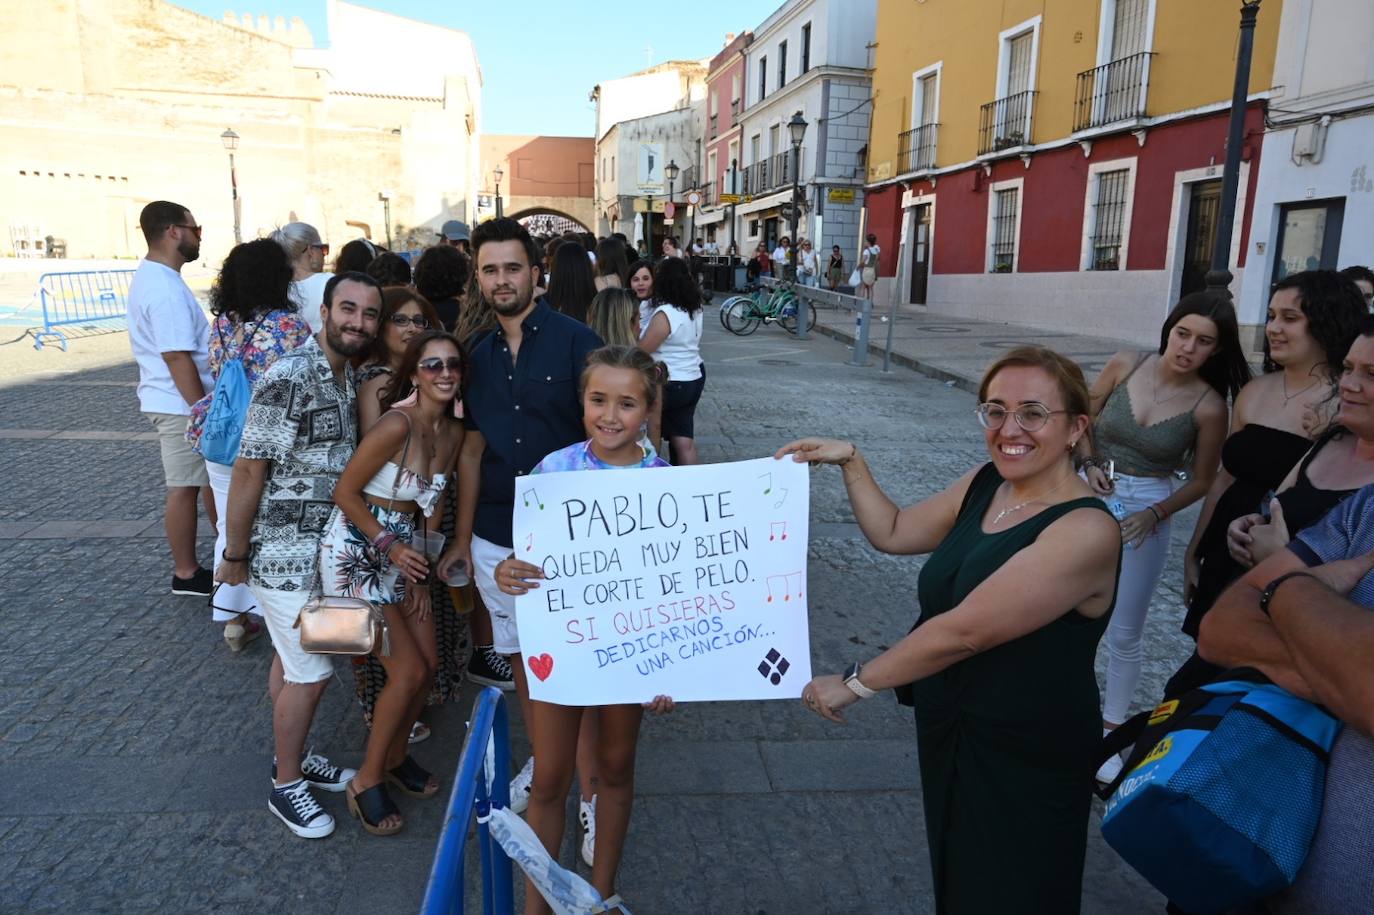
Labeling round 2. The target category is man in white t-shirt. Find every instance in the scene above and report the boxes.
[127,200,216,596]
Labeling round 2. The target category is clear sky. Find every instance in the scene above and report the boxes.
[169,0,783,136]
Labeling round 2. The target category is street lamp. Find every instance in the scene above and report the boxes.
[377,190,393,249]
[493,165,504,218]
[787,112,808,338]
[1206,0,1263,297]
[220,128,241,245]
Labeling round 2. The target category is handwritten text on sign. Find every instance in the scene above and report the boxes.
[513,457,810,705]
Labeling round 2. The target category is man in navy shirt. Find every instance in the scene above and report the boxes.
[439,217,601,748]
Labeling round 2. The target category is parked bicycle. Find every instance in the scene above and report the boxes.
[720,282,817,336]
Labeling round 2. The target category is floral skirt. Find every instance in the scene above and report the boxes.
[318,503,414,604]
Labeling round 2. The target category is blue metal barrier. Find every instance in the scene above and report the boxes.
[34,269,136,351]
[422,687,514,915]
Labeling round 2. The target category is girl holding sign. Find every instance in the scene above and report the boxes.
[496,345,675,914]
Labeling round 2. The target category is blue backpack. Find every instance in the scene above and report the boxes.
[199,319,263,466]
[1097,669,1341,914]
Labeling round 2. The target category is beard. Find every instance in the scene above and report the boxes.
[324,319,372,357]
[178,236,200,263]
[488,285,533,317]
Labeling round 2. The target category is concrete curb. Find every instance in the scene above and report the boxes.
[812,314,981,395]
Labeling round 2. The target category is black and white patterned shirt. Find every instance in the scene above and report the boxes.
[239,336,357,592]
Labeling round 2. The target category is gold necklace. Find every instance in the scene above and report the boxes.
[1281,373,1320,405]
[991,474,1073,526]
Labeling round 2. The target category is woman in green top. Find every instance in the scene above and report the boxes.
[780,346,1121,915]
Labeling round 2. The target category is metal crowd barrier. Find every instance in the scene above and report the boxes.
[34,269,136,351]
[759,277,887,368]
[422,687,514,915]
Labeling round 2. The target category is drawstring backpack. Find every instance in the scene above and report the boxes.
[200,318,264,466]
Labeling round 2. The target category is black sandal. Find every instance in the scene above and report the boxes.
[346,780,403,835]
[387,755,439,799]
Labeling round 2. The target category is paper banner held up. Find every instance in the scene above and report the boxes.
[512,457,811,705]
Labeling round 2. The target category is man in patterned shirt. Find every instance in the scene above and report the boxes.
[218,271,382,839]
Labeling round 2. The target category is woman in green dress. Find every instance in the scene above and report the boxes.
[779,346,1122,915]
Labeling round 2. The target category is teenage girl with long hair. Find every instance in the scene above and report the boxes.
[1081,291,1251,783]
[495,345,675,913]
[639,257,705,465]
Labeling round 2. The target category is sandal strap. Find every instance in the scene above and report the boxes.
[354,782,400,825]
[389,755,432,792]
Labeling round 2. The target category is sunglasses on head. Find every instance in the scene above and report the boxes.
[418,356,463,375]
[390,314,430,328]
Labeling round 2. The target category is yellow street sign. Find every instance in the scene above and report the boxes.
[827,188,856,204]
[718,193,741,204]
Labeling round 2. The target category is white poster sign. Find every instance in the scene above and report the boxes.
[513,457,811,705]
[637,142,664,192]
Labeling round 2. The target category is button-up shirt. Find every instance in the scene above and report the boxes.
[464,299,602,547]
[238,335,358,592]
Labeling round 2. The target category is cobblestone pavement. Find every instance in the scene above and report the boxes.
[0,316,1191,913]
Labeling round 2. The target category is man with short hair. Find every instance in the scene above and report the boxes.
[216,272,383,839]
[437,217,602,810]
[1199,485,1374,910]
[439,219,472,255]
[127,200,216,596]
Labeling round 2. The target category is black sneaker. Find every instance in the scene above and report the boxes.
[268,779,335,839]
[171,566,214,596]
[467,645,515,691]
[271,748,356,793]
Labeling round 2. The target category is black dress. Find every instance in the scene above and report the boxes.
[1183,424,1310,637]
[909,464,1118,914]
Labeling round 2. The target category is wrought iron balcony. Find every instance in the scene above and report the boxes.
[977,91,1036,156]
[710,113,718,139]
[1074,51,1153,132]
[897,123,939,174]
[741,148,804,195]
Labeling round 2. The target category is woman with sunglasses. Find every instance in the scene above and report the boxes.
[320,330,467,835]
[1079,291,1248,784]
[781,346,1120,914]
[357,288,442,433]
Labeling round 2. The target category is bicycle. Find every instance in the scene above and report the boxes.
[721,282,817,336]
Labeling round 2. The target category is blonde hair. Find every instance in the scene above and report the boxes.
[586,288,640,347]
[270,222,322,262]
[580,345,663,408]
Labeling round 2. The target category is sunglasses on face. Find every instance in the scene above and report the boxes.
[390,314,430,329]
[172,223,203,237]
[974,402,1070,432]
[418,356,463,375]
[311,243,330,256]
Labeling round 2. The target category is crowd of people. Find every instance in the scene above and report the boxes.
[123,194,1374,913]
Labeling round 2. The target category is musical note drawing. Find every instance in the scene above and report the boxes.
[769,522,788,541]
[522,488,544,510]
[525,533,534,552]
[765,572,804,603]
[757,472,772,495]
[772,488,789,509]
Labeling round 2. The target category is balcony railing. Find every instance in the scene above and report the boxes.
[710,113,718,139]
[741,148,804,196]
[1074,51,1153,132]
[897,123,939,174]
[977,91,1036,156]
[699,181,716,206]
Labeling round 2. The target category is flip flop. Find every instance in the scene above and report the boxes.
[346,780,403,836]
[408,721,431,744]
[386,755,439,799]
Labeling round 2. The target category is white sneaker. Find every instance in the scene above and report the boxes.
[509,757,534,814]
[1096,752,1124,786]
[579,795,596,867]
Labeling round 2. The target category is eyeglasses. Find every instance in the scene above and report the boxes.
[311,243,330,256]
[171,224,203,236]
[390,314,431,329]
[418,356,463,375]
[974,402,1071,432]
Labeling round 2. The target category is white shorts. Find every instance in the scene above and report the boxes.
[472,534,520,656]
[249,584,335,684]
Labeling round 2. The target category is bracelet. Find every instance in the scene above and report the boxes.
[372,531,400,556]
[221,549,249,563]
[1146,504,1164,524]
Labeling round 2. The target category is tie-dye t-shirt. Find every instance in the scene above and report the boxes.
[531,440,668,475]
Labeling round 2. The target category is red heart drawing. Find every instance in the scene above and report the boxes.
[528,653,554,682]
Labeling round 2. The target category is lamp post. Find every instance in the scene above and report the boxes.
[494,165,504,218]
[665,159,680,249]
[1206,0,1262,297]
[377,190,393,249]
[220,128,241,245]
[787,112,808,339]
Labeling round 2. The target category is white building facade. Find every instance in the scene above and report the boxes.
[696,0,876,262]
[1237,0,1374,330]
[594,106,703,250]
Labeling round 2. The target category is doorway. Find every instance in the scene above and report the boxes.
[1179,179,1221,297]
[908,203,932,304]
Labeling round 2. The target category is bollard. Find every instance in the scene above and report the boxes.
[847,297,872,367]
[881,293,900,373]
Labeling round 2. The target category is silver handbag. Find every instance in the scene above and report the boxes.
[295,596,389,656]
